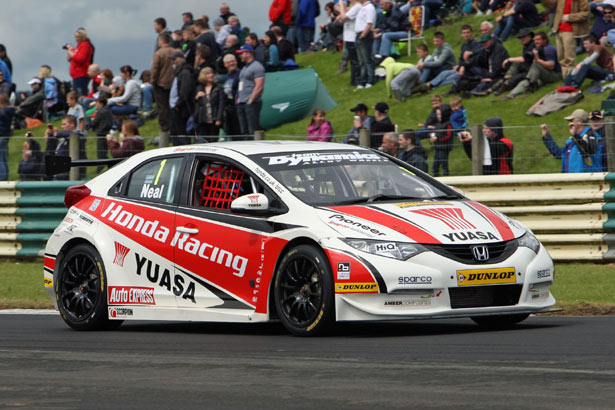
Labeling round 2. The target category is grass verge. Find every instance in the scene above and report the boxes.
[1,261,613,314]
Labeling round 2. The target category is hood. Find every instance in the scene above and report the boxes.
[485,116,504,140]
[380,57,395,69]
[318,200,524,245]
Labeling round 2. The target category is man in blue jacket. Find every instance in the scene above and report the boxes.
[540,109,603,173]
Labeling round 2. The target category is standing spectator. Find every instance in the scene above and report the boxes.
[380,132,401,156]
[151,32,175,145]
[540,109,603,172]
[18,133,44,181]
[220,3,236,24]
[354,0,377,89]
[194,19,219,67]
[270,0,293,36]
[181,27,197,66]
[153,17,171,52]
[181,12,194,30]
[216,16,242,50]
[65,28,95,97]
[398,129,428,172]
[563,34,614,88]
[0,71,9,96]
[236,45,266,137]
[0,94,15,181]
[380,57,419,102]
[44,115,85,180]
[195,67,225,143]
[417,32,456,84]
[108,65,141,116]
[169,51,195,146]
[0,51,12,89]
[140,70,154,114]
[345,103,374,143]
[91,97,113,173]
[504,32,561,99]
[245,33,266,64]
[371,101,395,147]
[494,28,536,96]
[0,44,12,75]
[296,0,320,52]
[459,117,513,175]
[494,0,541,42]
[106,120,144,158]
[541,0,590,78]
[429,105,453,177]
[222,54,242,137]
[337,0,361,87]
[307,108,334,141]
[263,31,281,71]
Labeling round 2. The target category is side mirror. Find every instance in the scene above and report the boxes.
[231,193,270,215]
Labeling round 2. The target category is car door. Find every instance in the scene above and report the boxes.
[105,155,185,307]
[173,155,287,310]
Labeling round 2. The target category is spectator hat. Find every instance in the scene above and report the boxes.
[27,77,41,85]
[169,50,185,59]
[564,108,588,121]
[516,28,534,39]
[374,102,389,113]
[479,33,492,43]
[237,45,255,54]
[590,110,604,120]
[350,103,368,112]
[213,17,225,28]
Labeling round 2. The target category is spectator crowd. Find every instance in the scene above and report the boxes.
[0,0,612,181]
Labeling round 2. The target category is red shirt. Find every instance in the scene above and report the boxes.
[69,41,94,79]
[559,0,573,32]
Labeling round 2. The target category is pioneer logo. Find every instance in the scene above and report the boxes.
[329,214,386,236]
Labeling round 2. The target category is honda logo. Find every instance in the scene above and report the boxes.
[471,245,489,261]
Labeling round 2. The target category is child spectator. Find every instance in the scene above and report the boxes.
[429,105,453,177]
[106,120,144,158]
[0,93,15,181]
[66,91,85,132]
[397,129,428,173]
[91,97,113,173]
[450,96,468,135]
[18,133,44,181]
[307,108,334,141]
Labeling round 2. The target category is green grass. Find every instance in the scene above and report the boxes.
[1,261,614,310]
[5,13,608,178]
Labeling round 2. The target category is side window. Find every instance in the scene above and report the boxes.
[191,159,263,210]
[125,157,183,204]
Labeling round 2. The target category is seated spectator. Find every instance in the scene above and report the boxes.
[0,93,15,181]
[140,70,154,114]
[415,43,433,84]
[563,34,614,88]
[271,25,295,62]
[216,16,242,49]
[594,5,615,45]
[66,91,85,132]
[345,103,374,143]
[479,20,495,36]
[450,96,468,134]
[380,57,419,102]
[397,129,428,172]
[494,0,540,42]
[15,78,45,124]
[18,133,44,181]
[429,104,454,176]
[313,1,342,52]
[417,32,456,84]
[108,65,142,116]
[540,109,603,173]
[106,120,144,158]
[91,97,113,172]
[97,69,114,99]
[468,33,510,96]
[380,132,400,156]
[493,28,535,96]
[371,102,395,148]
[44,115,86,180]
[459,117,513,175]
[263,31,281,71]
[503,32,561,99]
[307,108,333,141]
[476,0,507,16]
[375,0,411,60]
[195,67,224,143]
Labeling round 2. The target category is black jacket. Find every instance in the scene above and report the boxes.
[175,63,196,113]
[195,83,225,124]
[462,117,514,175]
[476,40,510,79]
[398,146,428,172]
[370,116,395,148]
[91,105,113,136]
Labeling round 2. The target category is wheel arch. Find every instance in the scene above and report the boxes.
[54,237,100,278]
[267,236,329,320]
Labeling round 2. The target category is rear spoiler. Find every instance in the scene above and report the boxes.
[45,155,124,176]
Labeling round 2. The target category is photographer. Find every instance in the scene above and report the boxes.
[540,109,603,173]
[493,28,535,96]
[65,28,95,97]
[44,115,86,180]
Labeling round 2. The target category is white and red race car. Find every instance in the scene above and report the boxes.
[44,141,555,335]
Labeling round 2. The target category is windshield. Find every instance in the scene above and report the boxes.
[250,150,454,206]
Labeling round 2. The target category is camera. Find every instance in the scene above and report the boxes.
[62,44,69,50]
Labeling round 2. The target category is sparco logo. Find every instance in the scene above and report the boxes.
[329,214,386,236]
[265,151,385,166]
[398,276,432,285]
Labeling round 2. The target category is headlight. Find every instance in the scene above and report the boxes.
[340,238,426,260]
[517,231,540,253]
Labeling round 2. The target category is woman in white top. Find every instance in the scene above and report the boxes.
[108,65,141,115]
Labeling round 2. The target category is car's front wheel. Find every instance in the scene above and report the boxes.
[471,313,530,328]
[55,243,121,330]
[274,245,334,336]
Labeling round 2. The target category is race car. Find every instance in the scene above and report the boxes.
[44,141,556,336]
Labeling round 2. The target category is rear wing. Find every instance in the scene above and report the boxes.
[45,155,124,177]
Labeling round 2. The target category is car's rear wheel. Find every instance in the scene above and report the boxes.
[274,245,334,336]
[55,244,122,330]
[471,313,530,328]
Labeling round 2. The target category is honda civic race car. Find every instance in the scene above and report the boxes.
[44,141,556,336]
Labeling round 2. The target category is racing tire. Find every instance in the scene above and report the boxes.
[55,244,122,331]
[471,313,530,328]
[274,245,335,336]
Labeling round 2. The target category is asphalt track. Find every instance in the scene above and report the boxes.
[1,314,614,410]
